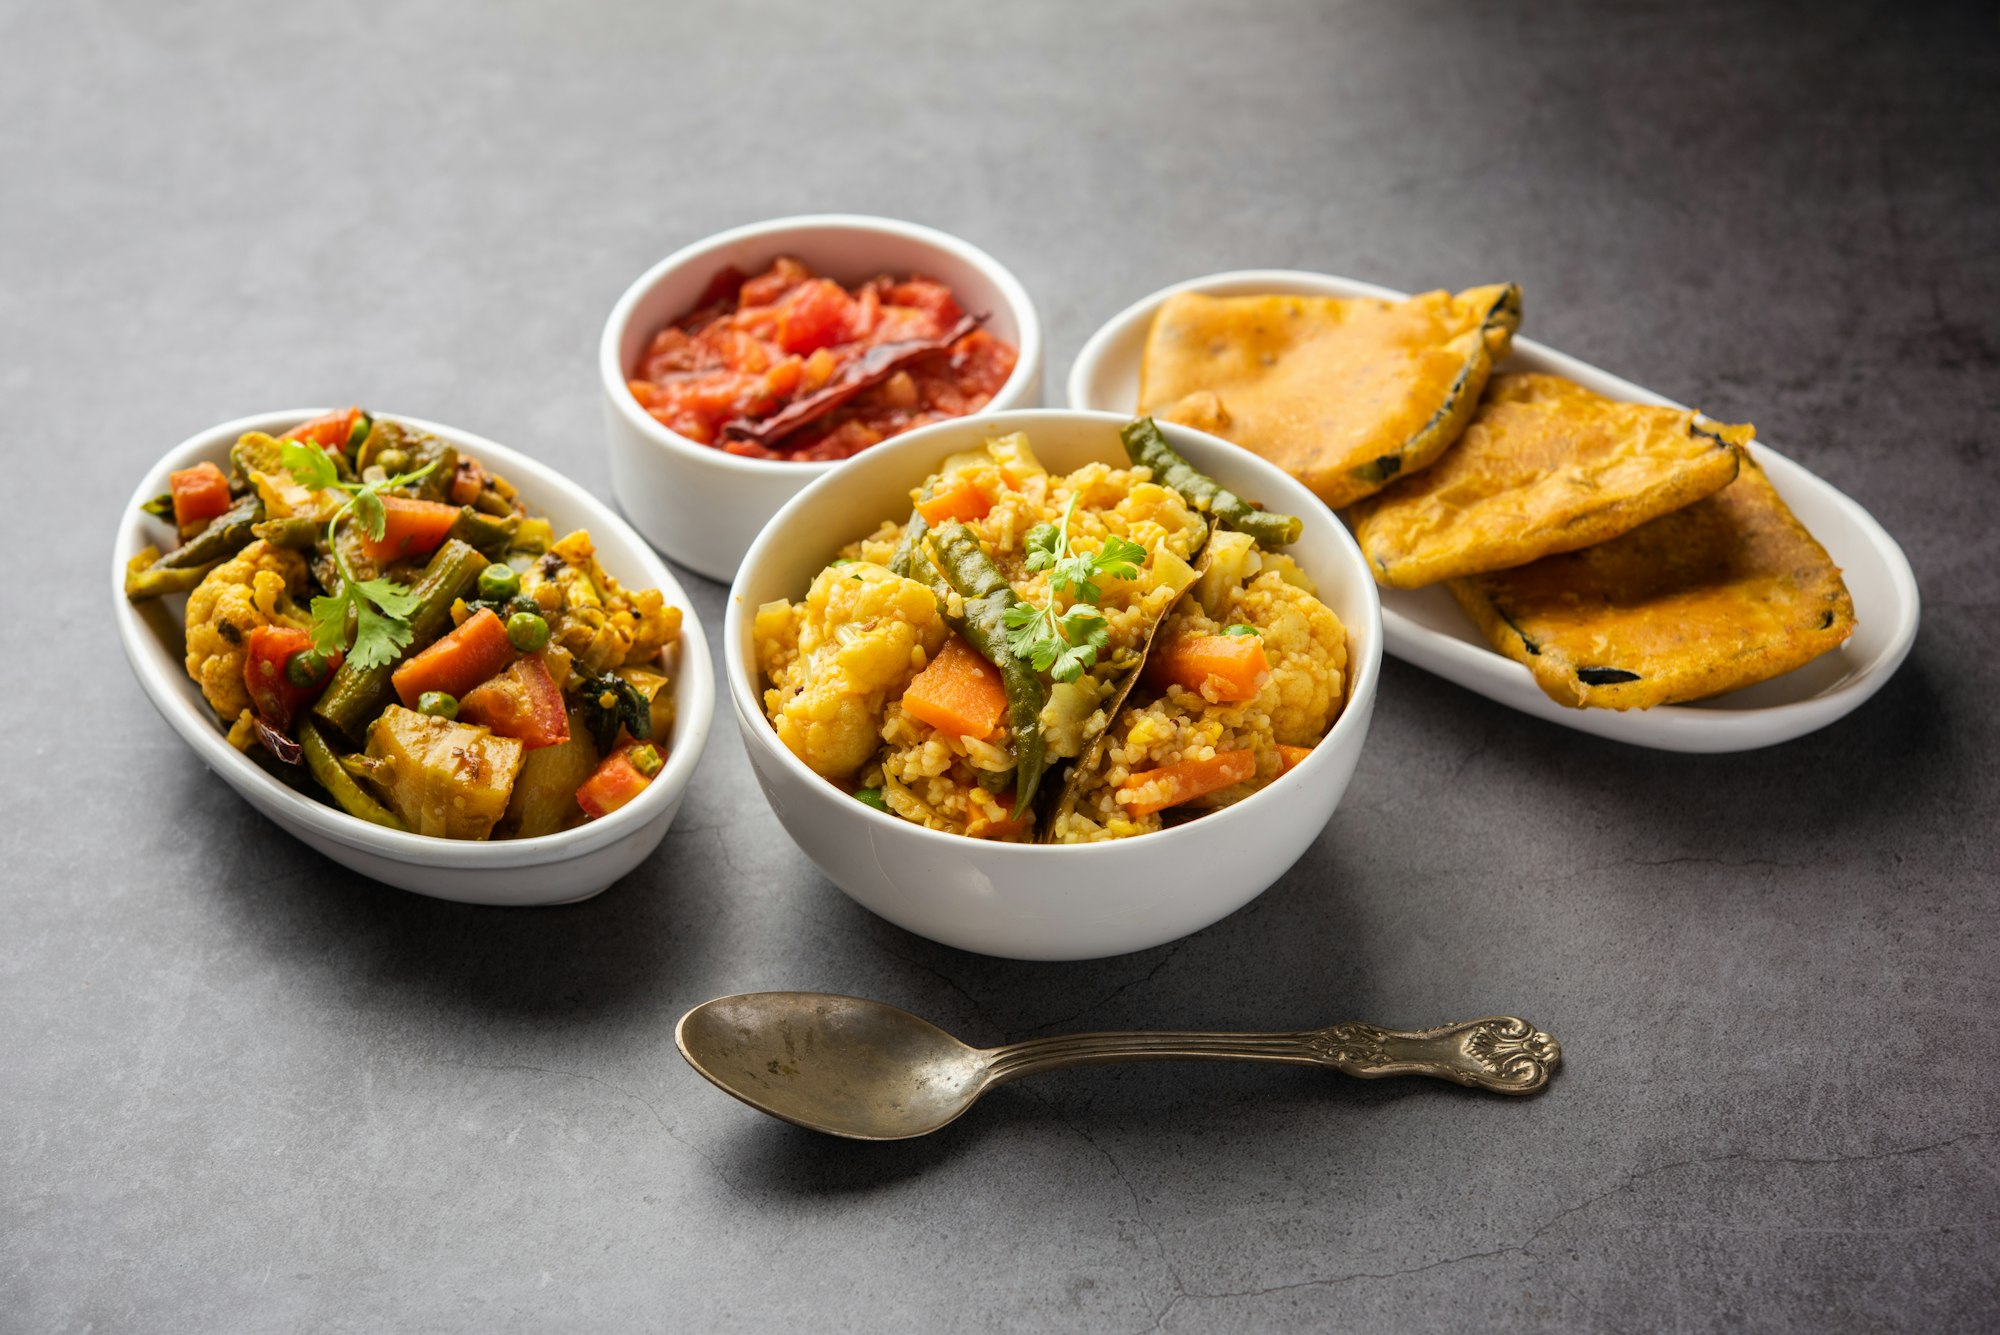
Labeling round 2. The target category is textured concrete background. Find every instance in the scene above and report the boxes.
[5,1,1997,1330]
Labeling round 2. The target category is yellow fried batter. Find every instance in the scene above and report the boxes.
[1138,284,1520,508]
[1349,374,1749,588]
[1447,455,1856,709]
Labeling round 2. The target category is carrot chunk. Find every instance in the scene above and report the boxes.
[1146,633,1272,702]
[168,461,232,528]
[1115,749,1257,818]
[1277,744,1313,774]
[900,636,1008,740]
[357,496,462,563]
[391,608,515,707]
[914,477,992,527]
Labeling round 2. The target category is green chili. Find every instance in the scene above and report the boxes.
[1120,417,1301,548]
[930,521,1047,819]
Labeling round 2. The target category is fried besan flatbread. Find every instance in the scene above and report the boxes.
[1447,454,1855,709]
[1348,374,1750,588]
[1139,285,1521,509]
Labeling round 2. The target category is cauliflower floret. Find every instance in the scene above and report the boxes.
[183,540,309,720]
[523,530,683,675]
[1231,571,1348,745]
[762,562,947,780]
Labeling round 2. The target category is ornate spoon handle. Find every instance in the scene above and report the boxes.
[1304,1017,1560,1094]
[979,1016,1558,1095]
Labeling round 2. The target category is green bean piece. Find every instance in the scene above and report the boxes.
[300,722,406,831]
[888,513,959,617]
[154,495,263,570]
[506,612,550,653]
[252,516,321,550]
[417,691,459,719]
[930,522,1047,819]
[140,491,175,520]
[477,562,520,602]
[626,743,663,778]
[1120,417,1301,548]
[123,560,214,602]
[446,507,518,558]
[854,787,889,812]
[310,538,487,743]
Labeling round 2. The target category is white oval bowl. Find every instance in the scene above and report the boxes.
[602,214,1044,583]
[1069,269,1920,753]
[726,409,1382,961]
[113,410,715,906]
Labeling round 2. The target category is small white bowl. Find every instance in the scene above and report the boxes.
[602,214,1044,583]
[113,410,715,906]
[726,409,1383,961]
[1070,269,1920,753]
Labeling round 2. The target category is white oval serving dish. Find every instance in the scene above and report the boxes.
[602,214,1043,583]
[113,409,715,905]
[726,408,1382,961]
[1068,269,1920,753]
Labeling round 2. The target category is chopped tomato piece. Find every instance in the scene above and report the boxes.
[168,462,232,528]
[281,407,362,452]
[1115,749,1258,818]
[242,625,338,730]
[901,637,1008,740]
[775,279,856,355]
[1146,633,1272,703]
[576,741,658,820]
[914,477,992,527]
[391,608,515,707]
[460,654,570,750]
[357,496,462,563]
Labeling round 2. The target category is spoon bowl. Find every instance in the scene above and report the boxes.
[677,992,1562,1141]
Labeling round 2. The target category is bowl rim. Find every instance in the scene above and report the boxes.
[112,408,715,869]
[724,407,1384,859]
[599,213,1044,478]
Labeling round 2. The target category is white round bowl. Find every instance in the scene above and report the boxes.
[113,409,715,906]
[602,214,1044,583]
[725,409,1383,961]
[1069,269,1920,753]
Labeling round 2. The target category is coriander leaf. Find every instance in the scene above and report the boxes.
[307,589,355,658]
[1022,521,1060,572]
[1095,535,1147,581]
[355,576,421,620]
[281,439,339,492]
[351,487,387,542]
[348,599,415,672]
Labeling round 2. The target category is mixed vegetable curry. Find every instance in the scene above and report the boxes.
[127,409,681,839]
[755,419,1350,843]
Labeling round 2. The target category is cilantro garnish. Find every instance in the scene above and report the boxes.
[282,439,440,672]
[1000,495,1148,684]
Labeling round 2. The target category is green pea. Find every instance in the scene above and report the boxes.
[417,691,459,720]
[477,562,520,602]
[506,611,550,653]
[1224,624,1261,637]
[285,649,331,689]
[375,447,410,476]
[854,787,889,812]
[626,743,663,779]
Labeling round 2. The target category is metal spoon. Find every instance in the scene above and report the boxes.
[676,991,1561,1140]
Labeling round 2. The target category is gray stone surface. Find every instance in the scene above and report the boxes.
[5,1,1996,1330]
